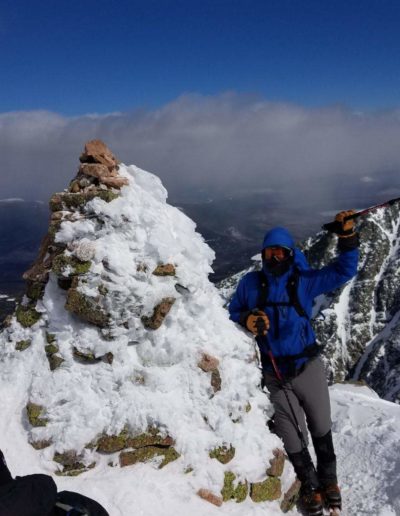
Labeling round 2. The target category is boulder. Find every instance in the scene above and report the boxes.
[119,446,179,469]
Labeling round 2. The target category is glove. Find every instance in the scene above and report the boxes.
[334,210,356,237]
[246,311,269,336]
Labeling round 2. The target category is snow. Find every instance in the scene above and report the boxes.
[1,164,399,515]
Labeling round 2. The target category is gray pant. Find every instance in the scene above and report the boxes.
[263,357,332,454]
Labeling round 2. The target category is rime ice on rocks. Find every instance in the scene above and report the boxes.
[0,141,288,504]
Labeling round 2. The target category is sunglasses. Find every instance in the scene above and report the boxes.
[263,246,293,262]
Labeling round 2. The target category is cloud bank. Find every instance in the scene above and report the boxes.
[1,93,400,206]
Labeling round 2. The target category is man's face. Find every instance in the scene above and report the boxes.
[263,246,293,262]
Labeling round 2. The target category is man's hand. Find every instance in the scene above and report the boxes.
[246,311,270,336]
[334,210,356,237]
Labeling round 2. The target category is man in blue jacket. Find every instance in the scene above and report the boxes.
[229,211,358,516]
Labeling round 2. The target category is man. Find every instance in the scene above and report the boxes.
[229,211,358,516]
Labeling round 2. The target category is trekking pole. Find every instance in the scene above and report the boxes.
[254,313,308,450]
[322,196,400,233]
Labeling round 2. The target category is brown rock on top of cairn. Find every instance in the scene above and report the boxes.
[78,141,128,189]
[79,140,118,168]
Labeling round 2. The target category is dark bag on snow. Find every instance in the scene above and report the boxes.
[52,491,109,516]
[0,473,58,516]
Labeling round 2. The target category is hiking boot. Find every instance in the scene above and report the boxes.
[298,487,324,516]
[321,483,342,509]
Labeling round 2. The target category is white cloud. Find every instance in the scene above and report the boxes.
[0,93,400,205]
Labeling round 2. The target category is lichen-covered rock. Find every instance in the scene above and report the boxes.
[26,403,48,427]
[47,354,64,371]
[96,427,174,453]
[126,429,175,449]
[266,448,285,477]
[16,304,41,328]
[73,347,113,365]
[119,446,179,468]
[211,369,222,393]
[29,439,52,450]
[141,297,176,330]
[49,189,119,213]
[209,444,235,464]
[65,289,109,327]
[96,429,129,453]
[52,254,91,277]
[15,340,32,351]
[280,479,301,513]
[250,476,281,502]
[54,451,95,476]
[152,264,176,276]
[221,471,248,503]
[26,281,45,301]
[197,489,223,507]
[198,352,220,372]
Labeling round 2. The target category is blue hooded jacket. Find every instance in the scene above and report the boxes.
[229,227,359,374]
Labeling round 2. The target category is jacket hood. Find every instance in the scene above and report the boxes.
[261,227,310,272]
[262,227,295,250]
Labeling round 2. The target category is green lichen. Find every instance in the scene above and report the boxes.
[65,289,109,327]
[29,439,52,450]
[96,429,129,453]
[209,445,235,464]
[119,446,179,469]
[46,332,56,344]
[221,472,248,503]
[45,343,59,354]
[48,354,64,371]
[250,477,281,502]
[73,347,97,363]
[52,254,91,277]
[98,284,109,296]
[96,190,119,203]
[26,402,48,427]
[159,447,180,468]
[16,304,41,328]
[26,281,45,301]
[15,340,32,351]
[127,429,174,449]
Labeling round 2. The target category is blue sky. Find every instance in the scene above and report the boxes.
[1,0,400,115]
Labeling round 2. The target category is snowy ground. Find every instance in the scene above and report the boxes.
[1,383,399,516]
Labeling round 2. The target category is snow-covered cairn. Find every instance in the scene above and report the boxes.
[0,141,288,506]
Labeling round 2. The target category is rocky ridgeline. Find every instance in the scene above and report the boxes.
[0,141,301,510]
[218,205,400,403]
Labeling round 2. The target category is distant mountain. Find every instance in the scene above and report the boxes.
[218,205,400,404]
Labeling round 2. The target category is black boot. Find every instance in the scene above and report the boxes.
[312,431,341,509]
[288,449,323,516]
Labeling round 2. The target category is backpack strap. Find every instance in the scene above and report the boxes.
[286,269,309,319]
[257,269,308,339]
